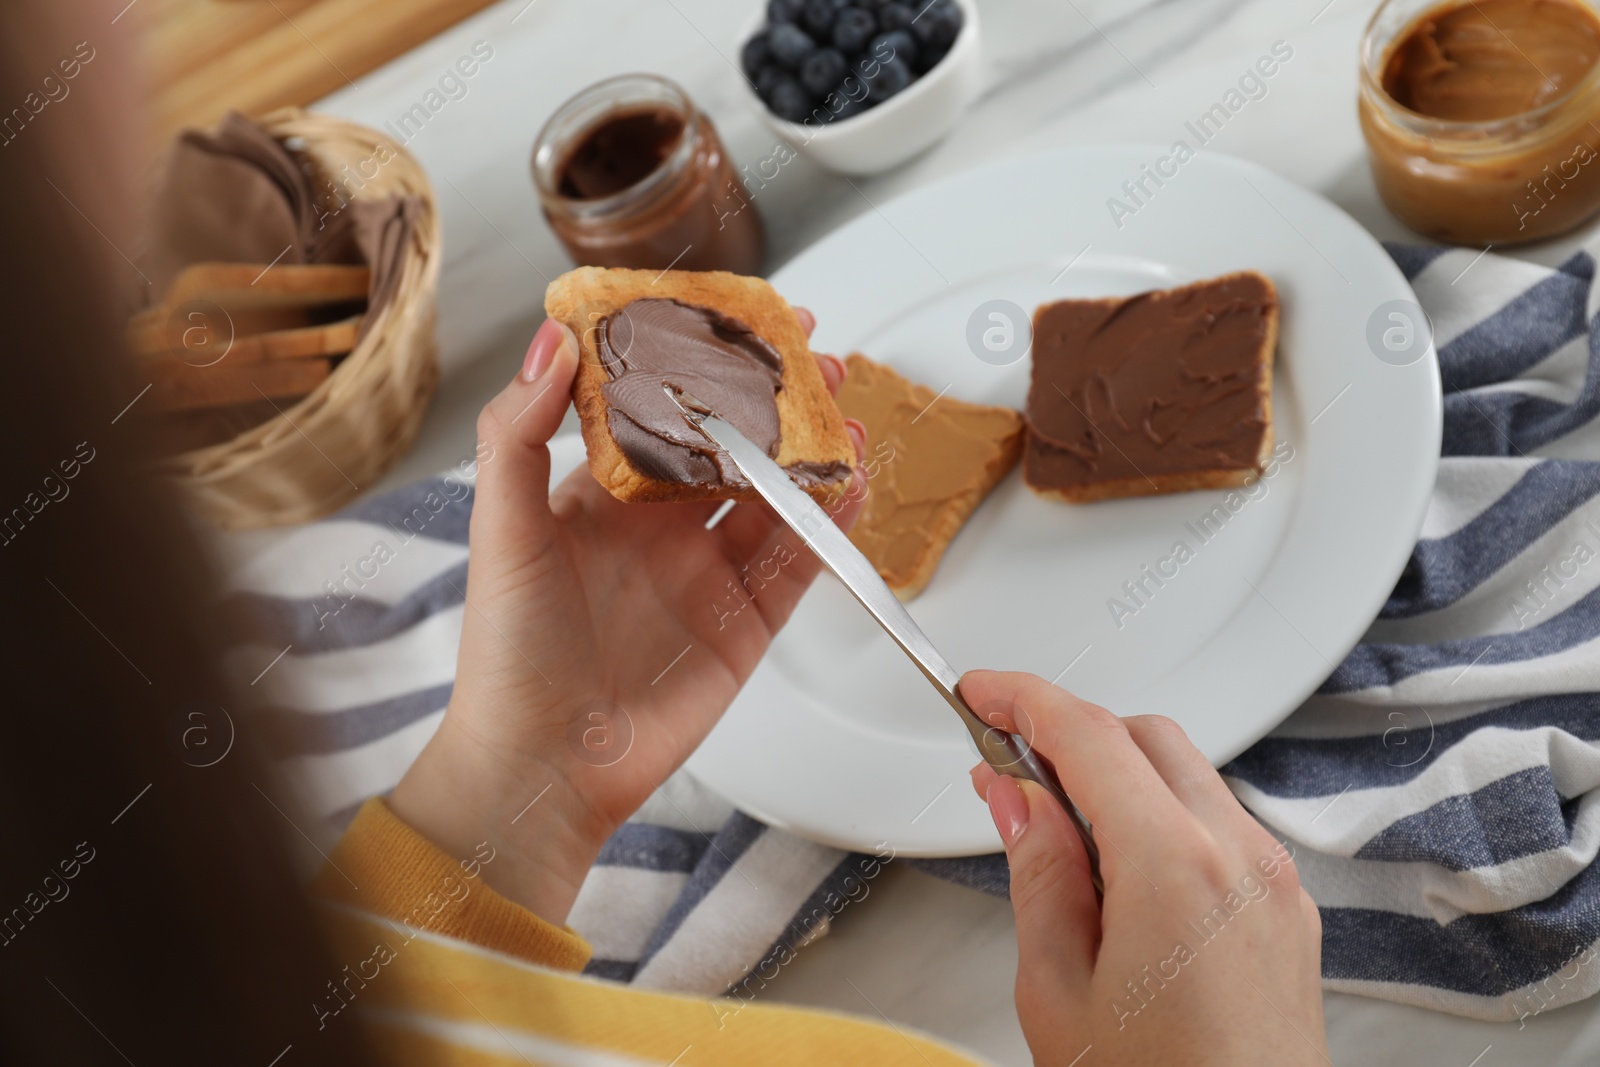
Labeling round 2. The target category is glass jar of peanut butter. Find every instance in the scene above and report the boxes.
[1359,0,1600,245]
[533,74,765,275]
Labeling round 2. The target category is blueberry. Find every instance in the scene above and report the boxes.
[767,22,817,68]
[918,20,959,52]
[870,29,917,68]
[755,63,787,101]
[800,47,847,97]
[801,0,836,37]
[915,37,950,73]
[911,0,962,50]
[824,81,872,121]
[767,0,806,23]
[877,2,914,31]
[865,55,913,101]
[741,33,772,80]
[833,8,876,53]
[767,78,815,123]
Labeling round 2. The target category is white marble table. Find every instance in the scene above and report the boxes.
[290,0,1600,1062]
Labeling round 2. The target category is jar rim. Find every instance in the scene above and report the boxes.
[1359,0,1600,138]
[532,73,701,219]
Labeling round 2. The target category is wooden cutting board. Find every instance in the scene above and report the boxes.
[141,0,504,144]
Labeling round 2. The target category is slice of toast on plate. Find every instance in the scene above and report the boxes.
[836,354,1025,600]
[1024,270,1278,503]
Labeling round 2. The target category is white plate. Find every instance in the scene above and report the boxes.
[684,146,1442,857]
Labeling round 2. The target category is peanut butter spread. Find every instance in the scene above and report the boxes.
[1360,0,1600,244]
[1382,0,1600,121]
[835,354,1024,596]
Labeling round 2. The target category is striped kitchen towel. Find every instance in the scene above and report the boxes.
[219,241,1600,1021]
[1224,243,1600,1023]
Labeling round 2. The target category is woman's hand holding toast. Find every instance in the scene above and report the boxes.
[391,311,865,925]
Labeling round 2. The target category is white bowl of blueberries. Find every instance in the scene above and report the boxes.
[737,0,979,176]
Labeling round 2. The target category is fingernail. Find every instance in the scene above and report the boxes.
[522,319,563,382]
[834,466,869,525]
[825,354,846,383]
[987,775,1029,849]
[845,418,866,460]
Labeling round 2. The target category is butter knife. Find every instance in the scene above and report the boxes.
[669,386,1103,893]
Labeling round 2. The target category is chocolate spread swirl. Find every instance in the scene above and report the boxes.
[596,298,848,489]
[1024,274,1275,489]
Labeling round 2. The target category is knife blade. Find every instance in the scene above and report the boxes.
[669,385,1103,892]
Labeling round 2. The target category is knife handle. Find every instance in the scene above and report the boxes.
[974,722,1105,897]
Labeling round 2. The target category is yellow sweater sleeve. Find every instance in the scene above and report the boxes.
[310,797,590,971]
[309,797,988,1066]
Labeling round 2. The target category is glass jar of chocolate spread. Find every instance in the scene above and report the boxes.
[1359,0,1600,245]
[533,74,765,274]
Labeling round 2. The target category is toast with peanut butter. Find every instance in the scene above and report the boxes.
[545,267,855,505]
[836,354,1025,600]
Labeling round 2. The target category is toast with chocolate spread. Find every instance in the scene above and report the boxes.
[545,267,855,504]
[1024,271,1278,503]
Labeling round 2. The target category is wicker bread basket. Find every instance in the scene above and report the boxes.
[160,107,441,529]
